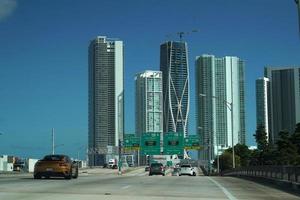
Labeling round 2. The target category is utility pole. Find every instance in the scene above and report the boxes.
[208,136,211,175]
[118,139,122,175]
[52,128,55,155]
[230,64,235,169]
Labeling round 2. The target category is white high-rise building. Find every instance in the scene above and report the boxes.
[88,36,124,166]
[135,70,163,164]
[195,55,245,167]
[135,71,163,135]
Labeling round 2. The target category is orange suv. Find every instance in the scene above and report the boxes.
[34,154,78,179]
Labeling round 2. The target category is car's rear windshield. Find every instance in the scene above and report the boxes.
[42,155,65,161]
[151,163,163,167]
[181,164,192,168]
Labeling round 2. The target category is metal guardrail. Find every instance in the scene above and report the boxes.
[222,166,300,184]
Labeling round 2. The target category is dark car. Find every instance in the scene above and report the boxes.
[34,154,78,180]
[149,163,165,176]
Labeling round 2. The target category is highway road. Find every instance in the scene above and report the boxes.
[0,168,299,200]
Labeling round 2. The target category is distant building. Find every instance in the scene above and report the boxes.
[255,77,270,141]
[160,41,190,136]
[135,71,163,164]
[135,71,163,135]
[88,36,124,166]
[264,67,300,143]
[195,55,245,166]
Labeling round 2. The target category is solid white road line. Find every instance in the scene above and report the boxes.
[121,185,132,190]
[208,177,238,200]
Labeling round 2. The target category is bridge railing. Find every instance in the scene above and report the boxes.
[222,165,300,184]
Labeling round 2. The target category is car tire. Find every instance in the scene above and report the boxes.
[72,167,78,179]
[34,174,41,179]
[162,173,165,176]
[65,170,72,180]
[193,172,196,176]
[149,173,152,176]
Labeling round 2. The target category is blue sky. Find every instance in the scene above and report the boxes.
[0,0,299,159]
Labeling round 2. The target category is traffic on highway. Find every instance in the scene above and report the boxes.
[0,164,299,200]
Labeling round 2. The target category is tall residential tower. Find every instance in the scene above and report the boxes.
[135,71,163,163]
[195,55,245,167]
[88,36,124,166]
[264,67,300,142]
[135,71,163,135]
[160,41,190,136]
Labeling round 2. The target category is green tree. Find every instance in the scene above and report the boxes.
[253,125,268,151]
[252,125,277,165]
[213,151,240,172]
[249,149,260,166]
[290,123,300,155]
[233,144,251,167]
[276,130,299,165]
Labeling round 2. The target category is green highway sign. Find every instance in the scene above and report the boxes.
[184,135,201,150]
[124,134,140,151]
[163,132,184,155]
[140,132,161,155]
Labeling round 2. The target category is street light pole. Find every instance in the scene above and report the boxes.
[208,136,211,175]
[199,93,235,169]
[118,139,122,175]
[231,102,235,169]
[52,128,55,155]
[230,63,235,169]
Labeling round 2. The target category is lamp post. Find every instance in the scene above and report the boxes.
[217,144,225,174]
[52,128,55,155]
[198,126,211,175]
[199,93,235,169]
[53,144,64,154]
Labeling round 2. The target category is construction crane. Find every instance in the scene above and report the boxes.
[166,29,199,41]
[296,0,300,37]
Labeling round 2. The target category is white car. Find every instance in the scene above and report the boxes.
[179,164,197,176]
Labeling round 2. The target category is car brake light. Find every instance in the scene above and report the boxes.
[59,163,68,167]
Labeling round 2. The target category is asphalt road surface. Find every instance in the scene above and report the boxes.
[0,168,299,200]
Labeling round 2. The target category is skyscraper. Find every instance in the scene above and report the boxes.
[135,71,163,135]
[255,77,270,141]
[88,36,124,166]
[195,55,245,166]
[160,41,190,136]
[135,71,163,164]
[264,67,300,142]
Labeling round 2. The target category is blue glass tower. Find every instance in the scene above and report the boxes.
[160,41,190,136]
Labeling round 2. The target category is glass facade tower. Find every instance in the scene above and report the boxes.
[255,77,270,141]
[195,55,245,167]
[88,36,124,166]
[160,41,190,136]
[264,67,300,143]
